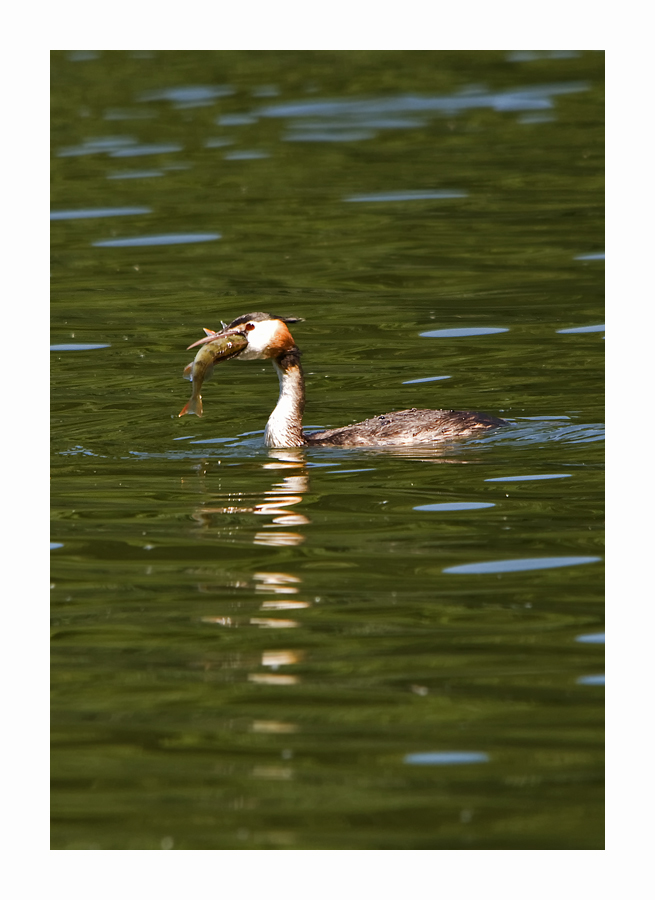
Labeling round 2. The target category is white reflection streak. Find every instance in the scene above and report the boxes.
[193,451,311,639]
[250,618,300,629]
[253,572,301,592]
[248,648,303,684]
[254,450,310,545]
[248,673,299,685]
[262,650,304,667]
[251,720,298,734]
[253,531,304,547]
[261,599,310,609]
[190,450,310,544]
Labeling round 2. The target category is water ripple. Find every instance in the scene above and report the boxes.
[557,324,605,334]
[485,474,572,482]
[476,422,605,445]
[421,326,508,338]
[138,85,234,105]
[107,171,164,180]
[110,143,183,157]
[404,752,489,766]
[51,207,150,220]
[93,233,220,247]
[402,375,451,384]
[444,556,601,575]
[415,502,495,512]
[345,190,467,202]
[51,343,111,351]
[259,84,588,120]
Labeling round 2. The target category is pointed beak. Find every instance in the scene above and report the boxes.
[186,327,247,351]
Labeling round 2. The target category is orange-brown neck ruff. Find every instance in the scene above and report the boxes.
[262,320,297,358]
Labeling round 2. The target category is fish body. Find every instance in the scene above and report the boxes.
[179,332,248,417]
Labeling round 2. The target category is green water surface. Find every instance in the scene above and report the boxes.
[51,50,604,850]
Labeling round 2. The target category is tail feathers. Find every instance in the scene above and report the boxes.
[178,394,203,417]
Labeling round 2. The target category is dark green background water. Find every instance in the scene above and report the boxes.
[51,50,604,850]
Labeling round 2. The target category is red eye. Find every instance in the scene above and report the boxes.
[245,323,255,331]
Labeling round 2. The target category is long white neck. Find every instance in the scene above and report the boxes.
[264,354,306,448]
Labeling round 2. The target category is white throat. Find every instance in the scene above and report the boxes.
[238,319,284,359]
[264,359,305,448]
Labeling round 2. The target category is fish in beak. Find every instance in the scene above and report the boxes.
[179,328,249,417]
[186,325,247,351]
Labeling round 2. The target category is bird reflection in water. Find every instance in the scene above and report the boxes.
[190,449,309,547]
[253,449,310,546]
[191,450,310,694]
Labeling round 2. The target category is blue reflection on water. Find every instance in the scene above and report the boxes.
[485,473,572,482]
[327,468,375,475]
[477,422,604,445]
[507,51,580,62]
[107,171,164,180]
[402,375,451,384]
[261,82,589,146]
[345,191,467,202]
[576,633,605,644]
[444,556,601,574]
[93,234,220,247]
[415,502,495,512]
[188,437,238,445]
[58,137,138,156]
[285,130,376,142]
[51,343,111,351]
[259,84,587,120]
[224,150,270,160]
[421,327,508,338]
[138,85,234,105]
[404,752,489,766]
[51,207,150,220]
[217,114,257,126]
[557,324,605,334]
[577,674,605,686]
[67,51,100,61]
[110,143,183,157]
[104,110,157,121]
[59,445,102,457]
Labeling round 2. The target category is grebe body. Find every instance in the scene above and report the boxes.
[183,312,507,448]
[305,408,506,446]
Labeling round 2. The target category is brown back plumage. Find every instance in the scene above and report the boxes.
[305,408,506,446]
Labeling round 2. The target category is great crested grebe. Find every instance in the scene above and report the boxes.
[184,312,507,448]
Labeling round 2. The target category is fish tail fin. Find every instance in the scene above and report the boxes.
[178,395,203,417]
